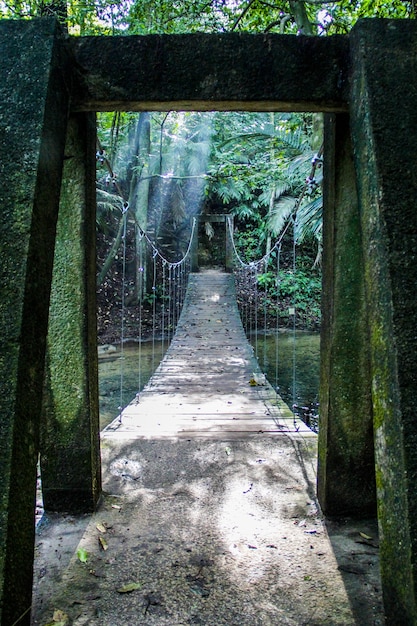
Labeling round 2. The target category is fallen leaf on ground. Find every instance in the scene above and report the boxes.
[77,547,88,563]
[117,582,142,593]
[96,522,107,533]
[99,536,109,551]
[42,609,69,626]
[359,532,372,540]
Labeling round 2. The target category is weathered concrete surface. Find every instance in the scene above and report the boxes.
[349,19,417,625]
[41,113,101,513]
[71,32,349,113]
[318,113,375,517]
[0,18,70,626]
[32,273,383,625]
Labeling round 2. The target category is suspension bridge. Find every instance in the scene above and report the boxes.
[33,270,383,625]
[103,270,310,440]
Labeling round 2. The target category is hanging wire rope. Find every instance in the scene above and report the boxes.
[275,242,282,395]
[228,143,323,428]
[117,202,129,423]
[96,138,197,421]
[291,213,298,431]
[161,260,166,357]
[151,250,158,375]
[253,262,259,360]
[262,257,268,372]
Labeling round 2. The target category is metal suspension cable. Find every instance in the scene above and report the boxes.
[97,137,197,270]
[136,229,145,405]
[275,242,282,394]
[97,139,197,419]
[263,257,268,372]
[151,250,157,375]
[291,215,298,431]
[161,260,166,357]
[254,263,259,360]
[118,203,129,423]
[228,216,292,270]
[228,144,323,431]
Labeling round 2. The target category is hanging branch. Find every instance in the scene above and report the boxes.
[231,0,258,31]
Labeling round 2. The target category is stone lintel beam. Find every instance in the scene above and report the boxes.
[70,33,349,113]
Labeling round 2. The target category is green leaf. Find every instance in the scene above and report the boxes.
[77,547,89,563]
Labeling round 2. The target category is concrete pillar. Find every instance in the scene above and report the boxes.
[349,19,417,624]
[317,113,375,517]
[41,113,101,512]
[0,19,70,626]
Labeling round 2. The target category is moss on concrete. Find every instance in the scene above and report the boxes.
[41,114,101,513]
[350,18,417,624]
[0,17,71,626]
[318,113,375,517]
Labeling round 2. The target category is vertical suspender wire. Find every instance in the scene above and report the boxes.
[175,265,180,328]
[167,264,172,345]
[118,204,129,423]
[176,264,181,324]
[136,232,144,404]
[151,250,157,376]
[244,268,249,333]
[292,214,298,430]
[161,260,166,360]
[263,257,268,373]
[254,263,259,361]
[171,266,176,334]
[177,263,183,314]
[275,243,282,394]
[249,267,254,346]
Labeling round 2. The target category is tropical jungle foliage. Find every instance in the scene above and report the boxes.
[1,0,414,335]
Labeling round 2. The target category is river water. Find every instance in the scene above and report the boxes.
[98,331,320,431]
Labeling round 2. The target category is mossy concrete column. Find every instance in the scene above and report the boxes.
[349,19,417,624]
[41,113,101,513]
[0,18,70,626]
[317,113,375,517]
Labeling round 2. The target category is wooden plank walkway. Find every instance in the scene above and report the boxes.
[103,270,312,440]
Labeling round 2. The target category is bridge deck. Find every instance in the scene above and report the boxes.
[33,271,383,625]
[103,270,310,439]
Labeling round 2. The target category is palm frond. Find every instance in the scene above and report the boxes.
[296,196,323,241]
[267,195,297,235]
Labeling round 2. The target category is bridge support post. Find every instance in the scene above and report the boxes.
[0,19,70,625]
[40,113,101,513]
[349,19,417,624]
[318,113,375,516]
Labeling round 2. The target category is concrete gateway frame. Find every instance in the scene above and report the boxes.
[0,17,416,625]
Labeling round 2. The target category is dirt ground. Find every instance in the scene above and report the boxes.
[32,435,383,626]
